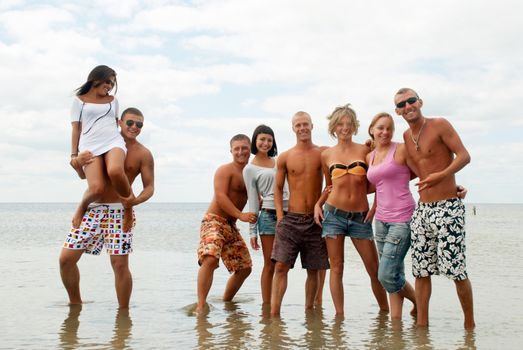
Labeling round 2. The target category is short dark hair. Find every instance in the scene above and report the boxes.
[395,87,419,98]
[230,134,250,147]
[250,124,278,157]
[121,107,144,120]
[76,65,117,96]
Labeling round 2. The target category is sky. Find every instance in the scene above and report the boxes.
[1,0,522,203]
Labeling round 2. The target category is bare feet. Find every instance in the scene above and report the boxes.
[72,204,88,228]
[195,303,210,316]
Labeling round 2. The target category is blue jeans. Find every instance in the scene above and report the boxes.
[257,209,277,235]
[375,219,411,293]
[321,208,373,240]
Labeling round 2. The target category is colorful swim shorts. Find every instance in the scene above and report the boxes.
[410,198,468,280]
[197,213,252,273]
[63,203,135,255]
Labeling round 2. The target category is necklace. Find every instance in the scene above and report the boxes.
[411,118,426,151]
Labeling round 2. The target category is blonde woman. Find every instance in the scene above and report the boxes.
[314,104,388,316]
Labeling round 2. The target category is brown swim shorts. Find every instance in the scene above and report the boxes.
[197,213,252,273]
[271,212,329,270]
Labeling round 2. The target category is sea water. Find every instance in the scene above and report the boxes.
[0,203,522,349]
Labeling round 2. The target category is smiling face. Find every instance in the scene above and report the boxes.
[334,115,356,140]
[120,112,144,141]
[230,139,251,165]
[292,112,313,142]
[394,89,423,123]
[370,115,394,146]
[255,133,274,155]
[93,76,116,97]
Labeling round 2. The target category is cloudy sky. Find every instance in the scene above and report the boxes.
[1,0,521,203]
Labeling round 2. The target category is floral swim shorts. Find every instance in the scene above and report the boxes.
[63,203,135,255]
[197,213,252,273]
[410,198,468,280]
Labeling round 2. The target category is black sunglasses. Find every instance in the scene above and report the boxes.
[396,96,418,108]
[105,79,116,87]
[125,119,143,128]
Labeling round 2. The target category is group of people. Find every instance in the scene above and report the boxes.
[196,88,475,329]
[57,65,474,330]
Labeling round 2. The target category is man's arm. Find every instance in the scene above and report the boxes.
[313,151,331,225]
[214,165,253,223]
[132,149,155,206]
[273,153,287,222]
[417,118,471,191]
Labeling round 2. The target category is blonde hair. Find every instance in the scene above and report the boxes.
[368,112,394,140]
[327,103,359,138]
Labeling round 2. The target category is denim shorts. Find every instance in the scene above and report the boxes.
[321,205,373,240]
[257,209,277,235]
[374,219,411,293]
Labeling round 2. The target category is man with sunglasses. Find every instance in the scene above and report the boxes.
[59,107,155,309]
[394,88,474,329]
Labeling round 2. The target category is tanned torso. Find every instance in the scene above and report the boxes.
[207,163,248,221]
[403,118,458,202]
[280,145,325,214]
[322,143,370,212]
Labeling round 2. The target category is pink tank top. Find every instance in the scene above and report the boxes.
[367,143,415,223]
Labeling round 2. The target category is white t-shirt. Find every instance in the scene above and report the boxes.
[71,96,125,156]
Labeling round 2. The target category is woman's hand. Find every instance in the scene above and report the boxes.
[314,203,324,227]
[250,236,260,250]
[364,207,375,223]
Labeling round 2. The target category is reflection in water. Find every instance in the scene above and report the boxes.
[410,326,433,349]
[59,306,133,349]
[110,308,133,349]
[459,330,477,350]
[259,315,293,350]
[221,301,254,349]
[303,308,327,349]
[195,301,254,350]
[328,315,348,349]
[195,312,215,350]
[361,311,389,348]
[59,304,82,349]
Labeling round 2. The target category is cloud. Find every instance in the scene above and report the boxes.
[0,0,522,203]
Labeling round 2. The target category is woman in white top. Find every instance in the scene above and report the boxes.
[243,125,289,305]
[69,65,133,228]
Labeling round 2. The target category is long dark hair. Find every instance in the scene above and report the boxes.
[251,124,278,157]
[75,65,117,96]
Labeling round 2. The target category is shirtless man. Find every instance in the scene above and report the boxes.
[270,111,330,316]
[394,88,475,329]
[59,107,154,309]
[196,134,258,314]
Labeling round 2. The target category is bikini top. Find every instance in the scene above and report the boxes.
[329,160,368,179]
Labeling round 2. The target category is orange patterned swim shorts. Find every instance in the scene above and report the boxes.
[197,213,252,273]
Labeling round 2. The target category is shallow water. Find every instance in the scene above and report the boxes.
[0,203,522,349]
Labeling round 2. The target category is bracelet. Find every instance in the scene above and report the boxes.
[71,153,78,158]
